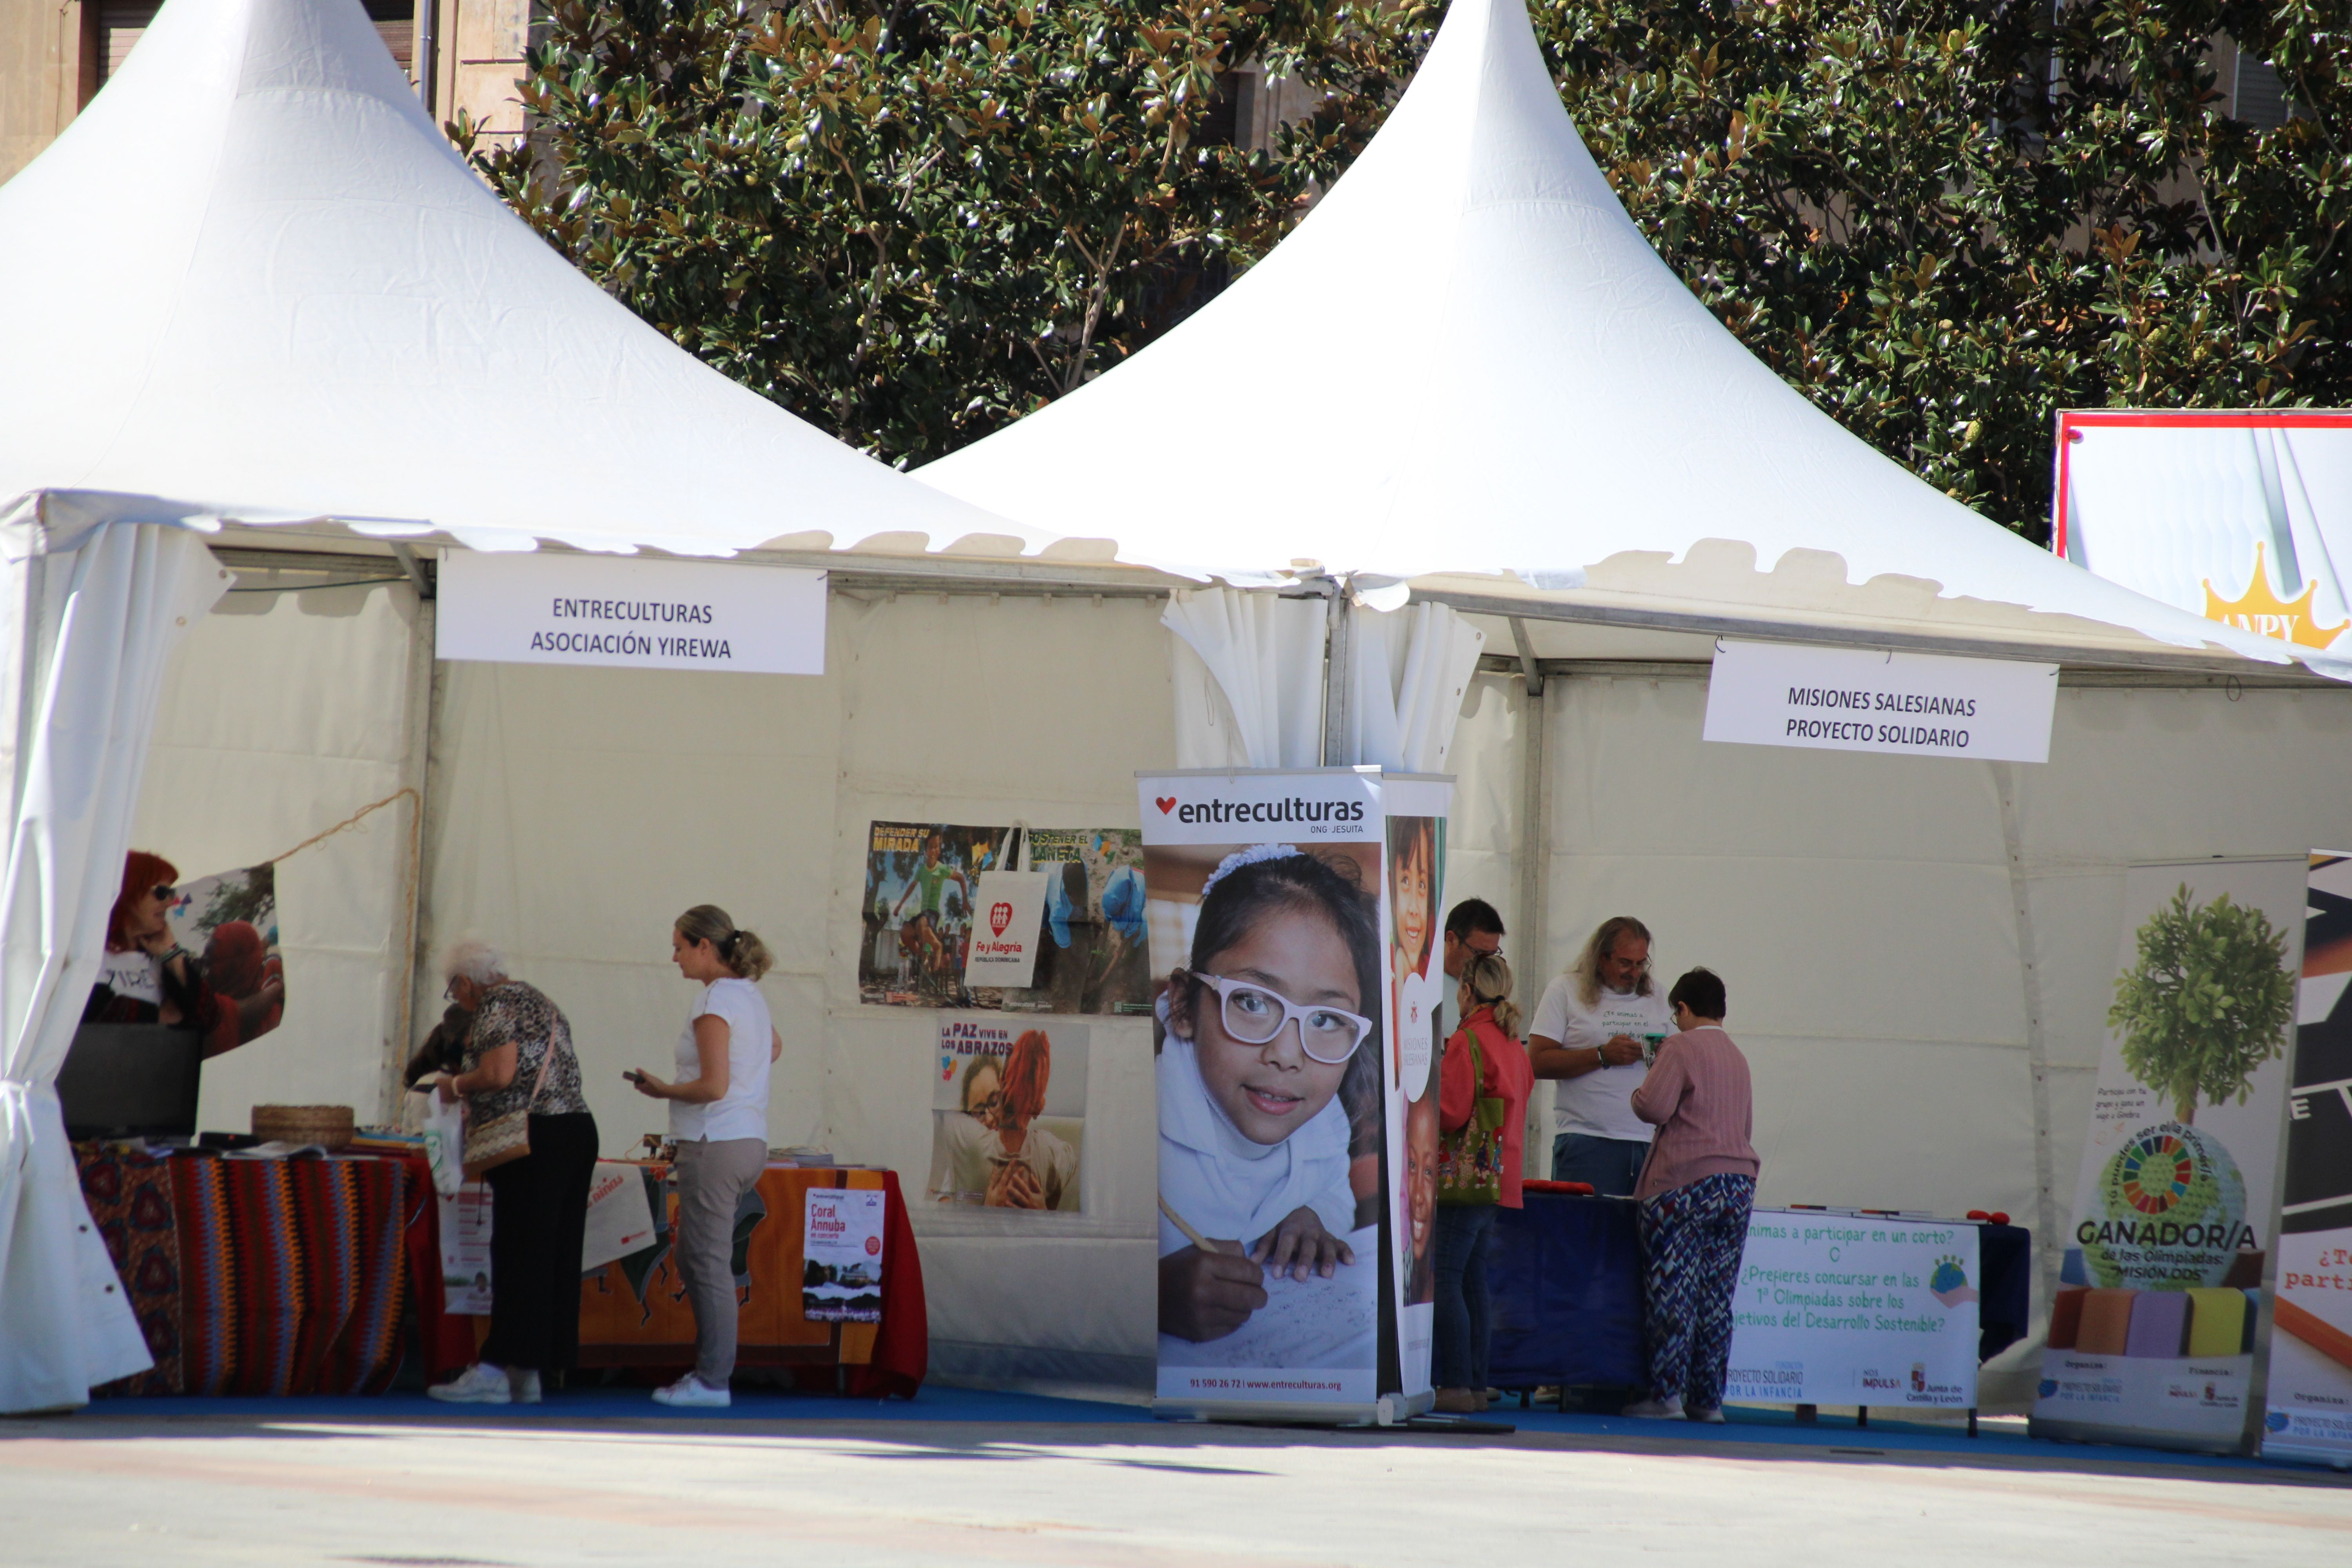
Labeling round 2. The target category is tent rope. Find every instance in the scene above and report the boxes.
[262,787,420,866]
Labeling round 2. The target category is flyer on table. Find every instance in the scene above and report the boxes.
[1142,768,1389,1414]
[2263,852,2352,1466]
[2032,858,2306,1453]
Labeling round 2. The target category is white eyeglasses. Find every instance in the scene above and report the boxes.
[1180,970,1372,1064]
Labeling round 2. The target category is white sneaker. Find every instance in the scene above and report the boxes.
[426,1363,512,1404]
[512,1369,542,1405]
[1686,1405,1726,1425]
[1621,1395,1684,1419]
[652,1374,730,1408]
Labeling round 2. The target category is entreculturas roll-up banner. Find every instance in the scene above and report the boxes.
[2031,858,2307,1454]
[1383,776,1450,1407]
[2263,853,2352,1467]
[1141,767,1403,1420]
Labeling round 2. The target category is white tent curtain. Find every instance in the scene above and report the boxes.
[1163,588,1329,769]
[1163,588,1486,773]
[1341,602,1487,773]
[0,513,226,1412]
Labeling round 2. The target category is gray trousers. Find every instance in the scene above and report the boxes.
[672,1136,769,1386]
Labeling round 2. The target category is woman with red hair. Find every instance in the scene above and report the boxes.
[84,851,282,1054]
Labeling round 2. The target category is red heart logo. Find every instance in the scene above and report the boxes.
[989,901,1013,937]
[1155,796,1176,814]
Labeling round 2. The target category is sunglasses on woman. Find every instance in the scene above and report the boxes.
[1179,969,1371,1064]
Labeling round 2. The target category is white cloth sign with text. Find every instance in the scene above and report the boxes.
[1703,640,2057,764]
[437,551,826,675]
[1726,1211,1982,1408]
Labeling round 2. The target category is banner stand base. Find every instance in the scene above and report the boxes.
[2028,1416,2250,1457]
[2261,1440,2352,1472]
[1151,1391,1433,1427]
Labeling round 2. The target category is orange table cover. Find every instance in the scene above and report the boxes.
[577,1165,924,1394]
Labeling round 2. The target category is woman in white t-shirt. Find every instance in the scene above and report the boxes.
[627,904,782,1408]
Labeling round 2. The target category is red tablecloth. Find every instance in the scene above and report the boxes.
[76,1145,414,1396]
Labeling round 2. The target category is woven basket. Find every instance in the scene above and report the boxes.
[252,1104,356,1152]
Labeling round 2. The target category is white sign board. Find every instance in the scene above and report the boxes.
[962,869,1050,989]
[437,550,826,675]
[1704,639,2057,764]
[1726,1210,1981,1408]
[802,1187,887,1323]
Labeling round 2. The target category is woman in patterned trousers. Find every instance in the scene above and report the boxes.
[1625,967,1759,1423]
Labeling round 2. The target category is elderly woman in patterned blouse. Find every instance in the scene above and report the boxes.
[425,939,600,1405]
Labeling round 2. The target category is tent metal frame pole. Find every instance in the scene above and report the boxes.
[1994,761,2063,1348]
[1417,587,2340,682]
[1516,650,1551,1180]
[1321,584,1352,766]
[379,583,438,1123]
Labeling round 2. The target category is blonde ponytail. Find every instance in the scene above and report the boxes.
[1462,951,1521,1036]
[675,904,773,981]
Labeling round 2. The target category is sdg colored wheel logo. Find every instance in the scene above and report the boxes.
[2117,1132,2196,1216]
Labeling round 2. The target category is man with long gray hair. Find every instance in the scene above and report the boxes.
[1526,915,1669,1196]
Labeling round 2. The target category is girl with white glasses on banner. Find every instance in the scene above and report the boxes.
[1156,846,1381,1346]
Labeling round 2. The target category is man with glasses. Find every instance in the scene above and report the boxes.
[1439,899,1506,1040]
[1527,915,1668,1196]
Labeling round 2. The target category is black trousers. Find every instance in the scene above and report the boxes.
[481,1111,600,1373]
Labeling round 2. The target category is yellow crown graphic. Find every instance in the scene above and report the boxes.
[2202,543,2347,650]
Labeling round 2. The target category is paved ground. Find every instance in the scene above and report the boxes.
[6,1392,2349,1567]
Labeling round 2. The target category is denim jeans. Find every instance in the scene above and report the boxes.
[1432,1202,1498,1391]
[1550,1132,1649,1196]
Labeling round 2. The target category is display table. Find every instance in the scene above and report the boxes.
[76,1143,423,1396]
[576,1163,927,1398]
[1485,1192,2032,1398]
[1486,1192,1645,1391]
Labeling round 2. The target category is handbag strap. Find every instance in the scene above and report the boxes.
[1459,1016,1485,1100]
[521,1029,559,1110]
[488,983,561,1112]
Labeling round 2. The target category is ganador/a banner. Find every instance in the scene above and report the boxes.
[1702,639,2057,764]
[2031,857,2307,1455]
[437,550,826,675]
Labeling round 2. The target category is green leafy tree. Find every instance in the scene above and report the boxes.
[1533,0,2352,539]
[470,0,2351,519]
[2107,884,2293,1123]
[463,0,1432,465]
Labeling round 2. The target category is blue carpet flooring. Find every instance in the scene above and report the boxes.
[58,1385,2350,1478]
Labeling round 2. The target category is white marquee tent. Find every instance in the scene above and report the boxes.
[2,0,2345,1415]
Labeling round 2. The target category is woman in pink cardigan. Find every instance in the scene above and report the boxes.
[1624,966,1757,1423]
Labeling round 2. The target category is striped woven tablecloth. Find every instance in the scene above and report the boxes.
[75,1146,414,1396]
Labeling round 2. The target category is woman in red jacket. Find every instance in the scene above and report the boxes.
[1432,951,1533,1414]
